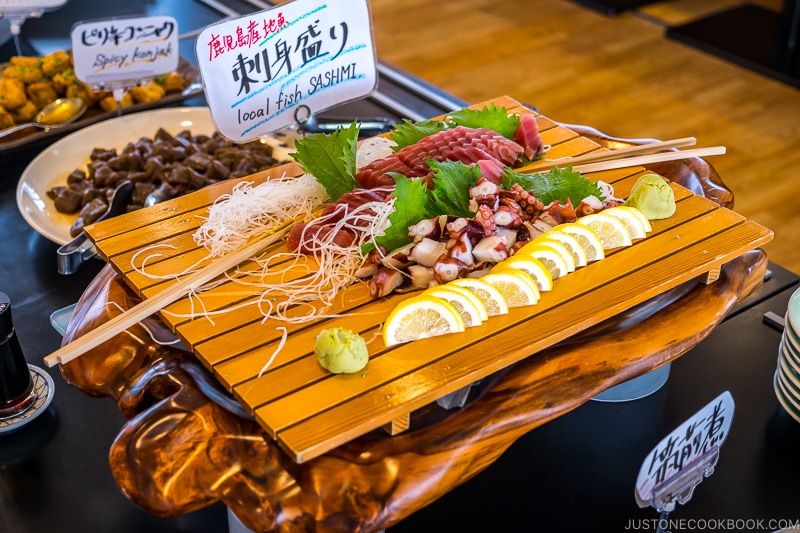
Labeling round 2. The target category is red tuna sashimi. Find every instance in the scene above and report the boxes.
[477,159,505,184]
[355,126,524,189]
[514,114,546,159]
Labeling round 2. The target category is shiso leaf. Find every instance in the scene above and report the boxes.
[387,104,521,150]
[364,173,430,253]
[427,159,481,218]
[501,166,604,205]
[446,103,520,140]
[388,118,446,151]
[291,122,359,202]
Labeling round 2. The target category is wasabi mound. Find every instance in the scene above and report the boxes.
[625,174,676,220]
[314,327,369,374]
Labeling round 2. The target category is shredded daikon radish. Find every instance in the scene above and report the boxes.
[597,179,624,206]
[157,198,396,326]
[356,137,396,168]
[257,326,288,377]
[194,173,328,257]
[220,198,396,322]
[105,301,184,346]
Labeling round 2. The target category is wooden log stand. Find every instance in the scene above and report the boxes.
[57,98,771,532]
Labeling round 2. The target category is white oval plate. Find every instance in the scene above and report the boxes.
[16,107,218,245]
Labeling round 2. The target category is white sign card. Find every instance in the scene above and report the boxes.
[70,15,179,88]
[195,0,378,142]
[635,390,734,507]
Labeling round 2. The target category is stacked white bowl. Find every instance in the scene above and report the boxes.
[775,286,800,422]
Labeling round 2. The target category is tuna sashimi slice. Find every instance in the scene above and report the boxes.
[514,113,546,159]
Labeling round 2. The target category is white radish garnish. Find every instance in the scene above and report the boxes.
[193,173,329,257]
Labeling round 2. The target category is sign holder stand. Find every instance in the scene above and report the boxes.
[634,391,733,533]
[648,446,720,533]
[0,1,67,55]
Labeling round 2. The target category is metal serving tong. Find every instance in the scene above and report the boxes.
[57,181,134,275]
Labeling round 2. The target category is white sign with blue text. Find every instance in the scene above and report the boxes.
[195,0,378,142]
[70,15,179,88]
[635,390,734,507]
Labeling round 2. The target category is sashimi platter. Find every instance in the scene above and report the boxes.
[48,96,773,463]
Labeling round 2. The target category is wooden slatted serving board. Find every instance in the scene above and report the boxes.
[84,96,773,463]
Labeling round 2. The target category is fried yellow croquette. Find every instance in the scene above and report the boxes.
[9,56,41,68]
[65,82,94,106]
[51,69,76,94]
[98,92,133,112]
[154,72,185,92]
[130,81,166,103]
[0,78,28,110]
[9,100,38,123]
[0,106,15,129]
[2,63,44,84]
[41,50,72,77]
[26,82,58,109]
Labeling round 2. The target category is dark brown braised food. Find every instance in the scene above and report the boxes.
[46,128,291,237]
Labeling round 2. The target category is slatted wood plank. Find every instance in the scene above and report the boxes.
[250,204,747,437]
[222,188,713,402]
[273,220,773,462]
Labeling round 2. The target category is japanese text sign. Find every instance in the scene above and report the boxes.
[195,0,378,141]
[70,15,179,88]
[635,391,734,506]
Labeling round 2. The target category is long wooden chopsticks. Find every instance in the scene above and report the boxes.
[44,222,294,368]
[572,146,726,174]
[522,136,699,173]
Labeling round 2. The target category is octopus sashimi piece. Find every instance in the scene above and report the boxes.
[355,126,524,189]
[514,113,546,159]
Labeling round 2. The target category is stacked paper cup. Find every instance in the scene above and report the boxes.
[775,287,800,422]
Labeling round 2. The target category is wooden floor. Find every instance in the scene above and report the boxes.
[369,0,800,275]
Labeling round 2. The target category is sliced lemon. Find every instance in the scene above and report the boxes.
[383,295,465,346]
[535,230,587,268]
[602,206,651,239]
[480,270,540,308]
[424,286,487,327]
[524,239,576,272]
[515,243,570,280]
[576,212,633,250]
[614,205,652,232]
[492,255,553,292]
[555,223,605,262]
[447,277,509,316]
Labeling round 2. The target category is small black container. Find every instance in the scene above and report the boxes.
[0,292,35,418]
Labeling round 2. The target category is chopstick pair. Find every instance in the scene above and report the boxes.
[522,137,726,174]
[43,222,294,368]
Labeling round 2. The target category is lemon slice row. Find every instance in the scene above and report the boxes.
[383,269,544,346]
[577,205,652,249]
[509,206,652,281]
[383,206,653,346]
